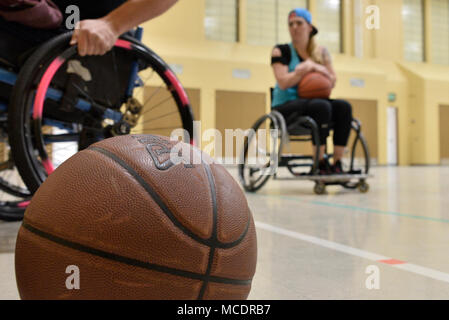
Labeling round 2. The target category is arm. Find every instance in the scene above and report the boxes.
[317,46,337,88]
[297,47,336,88]
[71,0,178,56]
[271,47,314,90]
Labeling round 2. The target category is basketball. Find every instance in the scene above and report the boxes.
[298,72,332,99]
[14,135,257,300]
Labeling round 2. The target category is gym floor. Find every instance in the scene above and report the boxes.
[1,166,449,300]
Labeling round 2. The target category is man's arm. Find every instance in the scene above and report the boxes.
[71,0,178,56]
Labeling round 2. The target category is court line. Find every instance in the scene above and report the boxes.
[251,193,449,224]
[256,221,449,284]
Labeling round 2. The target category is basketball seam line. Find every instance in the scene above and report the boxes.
[197,163,218,300]
[299,88,332,94]
[21,221,252,286]
[88,146,250,250]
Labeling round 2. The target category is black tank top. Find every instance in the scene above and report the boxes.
[53,0,127,20]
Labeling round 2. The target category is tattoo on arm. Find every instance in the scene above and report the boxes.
[322,47,332,65]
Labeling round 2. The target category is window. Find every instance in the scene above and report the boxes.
[246,0,277,46]
[246,0,308,46]
[431,0,449,64]
[314,0,342,54]
[204,0,238,42]
[402,0,425,62]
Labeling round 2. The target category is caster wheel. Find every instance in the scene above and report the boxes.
[314,182,326,195]
[358,181,369,193]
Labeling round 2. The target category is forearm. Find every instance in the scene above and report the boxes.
[277,64,312,90]
[309,61,336,85]
[103,0,178,35]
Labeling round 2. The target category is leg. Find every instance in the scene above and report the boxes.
[333,146,346,162]
[303,98,332,158]
[330,99,352,162]
[274,98,332,160]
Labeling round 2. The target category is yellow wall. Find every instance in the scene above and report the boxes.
[139,0,449,165]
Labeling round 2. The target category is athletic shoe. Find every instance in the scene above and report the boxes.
[331,160,345,174]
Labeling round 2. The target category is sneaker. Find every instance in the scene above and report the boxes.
[331,160,345,174]
[318,158,332,175]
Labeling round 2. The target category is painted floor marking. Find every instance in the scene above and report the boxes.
[256,221,449,284]
[252,193,449,224]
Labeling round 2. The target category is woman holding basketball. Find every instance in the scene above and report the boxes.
[271,8,352,174]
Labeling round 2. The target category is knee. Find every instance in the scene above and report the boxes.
[334,100,352,119]
[309,99,332,119]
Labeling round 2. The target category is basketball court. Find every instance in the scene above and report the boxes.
[1,166,449,299]
[1,0,449,301]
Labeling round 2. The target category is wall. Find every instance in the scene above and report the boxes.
[138,0,449,165]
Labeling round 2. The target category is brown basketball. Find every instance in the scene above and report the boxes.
[298,71,332,99]
[15,135,257,300]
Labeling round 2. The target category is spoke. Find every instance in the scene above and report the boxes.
[139,126,180,132]
[71,82,96,107]
[138,110,179,126]
[141,84,164,109]
[140,95,175,116]
[135,69,156,92]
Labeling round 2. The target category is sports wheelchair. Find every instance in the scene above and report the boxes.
[238,104,371,195]
[0,28,194,221]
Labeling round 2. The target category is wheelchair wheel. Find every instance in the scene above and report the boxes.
[9,32,194,194]
[0,160,30,221]
[0,114,30,221]
[0,199,29,221]
[340,120,370,176]
[238,113,283,192]
[0,154,30,221]
[0,145,30,198]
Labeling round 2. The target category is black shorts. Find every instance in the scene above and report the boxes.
[0,18,66,66]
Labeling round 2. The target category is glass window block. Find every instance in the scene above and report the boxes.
[314,0,342,54]
[205,0,238,42]
[402,0,425,62]
[431,0,449,64]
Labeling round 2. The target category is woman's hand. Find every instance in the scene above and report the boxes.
[295,59,314,75]
[70,18,120,56]
[303,59,336,87]
[306,59,330,78]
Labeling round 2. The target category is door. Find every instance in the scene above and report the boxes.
[387,106,398,165]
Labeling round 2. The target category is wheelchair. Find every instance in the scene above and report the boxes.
[0,28,194,221]
[238,103,371,195]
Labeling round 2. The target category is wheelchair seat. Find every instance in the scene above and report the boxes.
[269,87,334,139]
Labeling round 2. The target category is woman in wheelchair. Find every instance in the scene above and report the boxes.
[271,8,352,175]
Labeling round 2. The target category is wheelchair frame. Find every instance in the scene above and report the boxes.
[0,27,195,221]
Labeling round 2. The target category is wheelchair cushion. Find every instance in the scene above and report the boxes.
[286,115,335,136]
[287,124,313,136]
